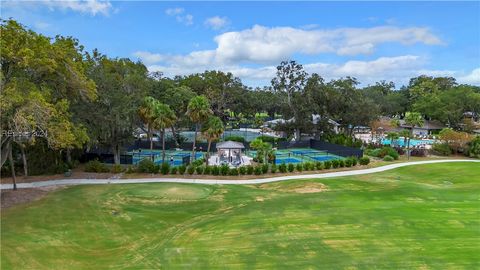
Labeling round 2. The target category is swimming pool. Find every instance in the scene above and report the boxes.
[382,138,435,147]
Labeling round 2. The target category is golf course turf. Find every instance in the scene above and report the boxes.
[1,162,479,269]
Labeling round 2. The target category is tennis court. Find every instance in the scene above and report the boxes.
[128,149,204,166]
[248,148,343,164]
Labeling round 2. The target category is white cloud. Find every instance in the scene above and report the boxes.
[133,24,453,86]
[458,68,480,85]
[132,51,165,65]
[178,14,193,26]
[141,54,479,87]
[165,7,193,26]
[301,24,319,30]
[134,24,443,68]
[332,55,422,77]
[3,0,113,16]
[142,55,422,84]
[165,7,184,16]
[204,16,230,30]
[34,21,51,30]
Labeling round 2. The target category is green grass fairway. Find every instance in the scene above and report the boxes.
[2,162,479,269]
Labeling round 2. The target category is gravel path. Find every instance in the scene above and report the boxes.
[1,159,478,190]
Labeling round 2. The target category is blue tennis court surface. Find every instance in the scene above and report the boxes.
[249,148,343,164]
[275,158,302,164]
[308,155,336,161]
[290,149,322,155]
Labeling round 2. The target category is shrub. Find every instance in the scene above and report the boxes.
[315,161,323,170]
[303,162,311,170]
[170,166,178,174]
[246,165,254,175]
[350,157,358,166]
[239,166,247,175]
[261,163,269,174]
[220,164,230,176]
[254,166,262,175]
[279,163,287,173]
[212,165,220,176]
[270,164,277,173]
[410,149,427,157]
[287,163,295,172]
[359,157,370,165]
[394,147,405,155]
[369,148,381,157]
[110,164,124,173]
[324,160,332,169]
[125,166,136,174]
[229,168,239,176]
[296,163,303,172]
[383,155,394,162]
[344,159,352,167]
[196,166,204,175]
[84,159,110,173]
[204,166,212,175]
[338,159,345,167]
[432,143,452,156]
[364,149,374,156]
[178,165,187,175]
[187,166,195,175]
[367,147,399,160]
[223,136,245,143]
[378,146,399,160]
[466,136,480,158]
[191,158,205,167]
[331,159,340,168]
[160,163,170,175]
[137,159,157,173]
[256,135,287,143]
[55,161,70,174]
[304,162,312,171]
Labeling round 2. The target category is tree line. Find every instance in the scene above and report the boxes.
[2,19,480,177]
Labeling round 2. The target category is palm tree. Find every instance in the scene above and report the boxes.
[404,112,424,160]
[138,96,159,150]
[186,96,212,161]
[202,116,224,165]
[386,132,399,147]
[250,138,272,163]
[399,129,410,148]
[153,103,177,163]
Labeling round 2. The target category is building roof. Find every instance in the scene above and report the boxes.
[399,119,446,130]
[266,115,340,127]
[312,114,340,126]
[216,141,245,149]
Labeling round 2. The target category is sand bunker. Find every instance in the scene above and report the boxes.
[291,184,328,193]
[259,182,328,193]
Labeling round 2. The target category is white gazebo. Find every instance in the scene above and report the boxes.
[209,141,251,167]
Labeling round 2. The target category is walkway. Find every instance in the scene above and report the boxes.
[1,159,478,190]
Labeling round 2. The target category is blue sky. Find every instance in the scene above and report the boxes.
[2,1,479,87]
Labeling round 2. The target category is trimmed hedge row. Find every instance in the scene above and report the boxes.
[86,156,372,175]
[120,156,367,176]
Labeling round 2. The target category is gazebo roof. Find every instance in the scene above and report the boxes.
[216,141,245,149]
